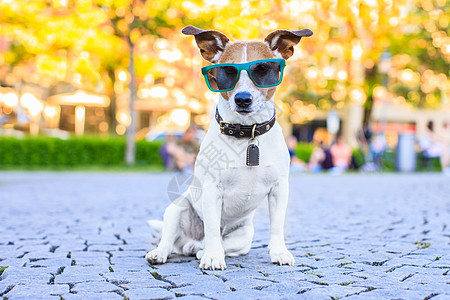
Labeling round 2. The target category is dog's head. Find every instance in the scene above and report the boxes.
[182,26,312,115]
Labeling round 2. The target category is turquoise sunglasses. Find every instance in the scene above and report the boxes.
[201,59,286,92]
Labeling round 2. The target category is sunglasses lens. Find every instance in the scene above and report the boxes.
[206,66,238,91]
[249,61,281,87]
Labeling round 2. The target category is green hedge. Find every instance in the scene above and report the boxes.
[295,142,316,162]
[352,148,365,168]
[1,137,441,171]
[0,136,163,168]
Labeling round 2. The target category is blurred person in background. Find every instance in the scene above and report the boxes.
[308,141,333,173]
[356,126,371,159]
[370,133,386,170]
[161,126,200,172]
[160,134,178,171]
[286,135,306,173]
[308,141,324,173]
[441,122,450,176]
[357,126,383,172]
[330,135,352,173]
[418,121,443,170]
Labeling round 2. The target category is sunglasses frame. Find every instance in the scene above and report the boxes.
[201,59,286,92]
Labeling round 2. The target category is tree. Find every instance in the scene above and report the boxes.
[0,1,121,117]
[388,0,449,109]
[92,0,216,165]
[1,0,209,164]
[185,0,448,125]
[2,0,448,149]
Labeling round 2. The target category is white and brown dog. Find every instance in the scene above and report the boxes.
[146,26,312,270]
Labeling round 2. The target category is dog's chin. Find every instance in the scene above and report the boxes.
[230,104,257,116]
[234,109,255,116]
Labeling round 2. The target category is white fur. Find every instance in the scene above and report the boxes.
[146,42,294,270]
[228,71,268,116]
[211,51,222,64]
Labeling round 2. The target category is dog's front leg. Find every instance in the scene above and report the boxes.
[198,181,226,270]
[145,200,186,264]
[268,178,295,266]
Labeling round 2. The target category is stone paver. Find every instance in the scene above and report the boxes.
[0,171,449,299]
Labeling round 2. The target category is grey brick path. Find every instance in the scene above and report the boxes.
[0,171,449,299]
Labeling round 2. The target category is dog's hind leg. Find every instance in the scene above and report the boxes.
[222,217,254,257]
[145,192,191,264]
[178,204,204,256]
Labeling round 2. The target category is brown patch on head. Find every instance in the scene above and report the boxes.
[265,87,277,100]
[246,41,275,61]
[220,90,232,101]
[218,42,245,63]
[219,41,275,63]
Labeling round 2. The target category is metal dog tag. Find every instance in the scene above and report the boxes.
[246,143,259,166]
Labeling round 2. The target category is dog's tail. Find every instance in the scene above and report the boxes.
[147,220,163,233]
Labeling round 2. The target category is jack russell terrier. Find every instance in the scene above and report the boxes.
[146,25,313,270]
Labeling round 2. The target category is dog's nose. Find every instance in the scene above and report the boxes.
[235,92,253,108]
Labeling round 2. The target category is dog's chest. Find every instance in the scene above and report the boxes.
[220,165,278,219]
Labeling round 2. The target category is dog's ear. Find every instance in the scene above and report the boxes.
[264,29,313,60]
[182,26,230,63]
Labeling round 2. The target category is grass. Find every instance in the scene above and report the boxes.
[305,271,324,278]
[0,266,8,276]
[337,262,354,267]
[415,240,431,249]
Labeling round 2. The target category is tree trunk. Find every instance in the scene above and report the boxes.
[362,65,377,128]
[125,41,136,166]
[107,68,117,135]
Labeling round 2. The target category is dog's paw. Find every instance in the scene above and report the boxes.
[199,252,226,270]
[270,249,295,266]
[196,249,204,260]
[145,248,168,265]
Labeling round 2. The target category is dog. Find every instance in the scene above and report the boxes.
[146,26,313,270]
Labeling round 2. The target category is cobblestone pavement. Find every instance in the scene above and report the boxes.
[0,171,449,300]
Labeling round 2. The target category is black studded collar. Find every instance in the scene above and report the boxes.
[214,106,276,139]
